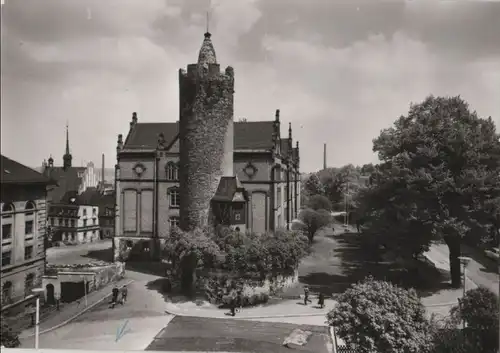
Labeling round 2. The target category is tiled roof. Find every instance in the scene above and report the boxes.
[124,122,179,150]
[234,121,275,150]
[1,155,53,185]
[212,176,246,202]
[123,121,275,151]
[43,166,85,203]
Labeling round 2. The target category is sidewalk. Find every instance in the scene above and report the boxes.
[19,277,134,338]
[421,243,478,320]
[165,298,336,320]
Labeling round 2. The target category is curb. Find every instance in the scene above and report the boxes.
[20,279,134,339]
[164,307,329,320]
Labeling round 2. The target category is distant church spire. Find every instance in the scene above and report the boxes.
[63,122,72,170]
[198,2,217,67]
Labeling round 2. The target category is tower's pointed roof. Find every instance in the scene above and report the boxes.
[197,32,217,66]
[65,123,70,156]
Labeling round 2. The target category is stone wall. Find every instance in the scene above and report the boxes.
[178,64,235,231]
[202,268,299,307]
[42,261,125,302]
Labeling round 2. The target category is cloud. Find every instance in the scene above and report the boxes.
[1,0,499,173]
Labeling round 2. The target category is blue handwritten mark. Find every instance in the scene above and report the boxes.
[115,320,131,342]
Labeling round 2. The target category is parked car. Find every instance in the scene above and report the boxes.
[485,247,499,261]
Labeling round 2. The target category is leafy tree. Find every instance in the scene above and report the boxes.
[299,208,332,243]
[362,96,500,287]
[327,277,432,353]
[449,287,499,352]
[361,163,376,175]
[163,227,222,292]
[1,318,20,348]
[303,173,324,196]
[307,194,332,211]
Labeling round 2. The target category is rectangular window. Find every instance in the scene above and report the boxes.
[64,219,69,227]
[169,217,180,228]
[2,224,12,239]
[93,219,96,225]
[2,251,12,266]
[141,190,153,232]
[123,190,138,232]
[83,219,87,227]
[50,218,54,226]
[58,217,63,225]
[71,219,76,227]
[24,246,33,260]
[169,189,180,208]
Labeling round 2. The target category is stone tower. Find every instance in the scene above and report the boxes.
[178,32,235,231]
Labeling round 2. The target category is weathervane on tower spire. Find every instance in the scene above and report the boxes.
[206,0,212,35]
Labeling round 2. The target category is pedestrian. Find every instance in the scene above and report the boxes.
[318,292,325,309]
[236,290,242,313]
[304,286,311,305]
[121,285,128,303]
[111,286,119,308]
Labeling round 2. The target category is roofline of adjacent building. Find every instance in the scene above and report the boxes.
[1,179,58,186]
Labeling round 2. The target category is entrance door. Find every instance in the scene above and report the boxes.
[46,284,55,305]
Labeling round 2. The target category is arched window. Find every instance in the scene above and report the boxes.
[1,203,15,218]
[24,201,36,237]
[1,203,14,241]
[168,187,180,208]
[2,281,13,305]
[165,162,179,181]
[25,201,36,216]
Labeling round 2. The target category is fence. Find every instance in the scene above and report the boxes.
[337,345,357,353]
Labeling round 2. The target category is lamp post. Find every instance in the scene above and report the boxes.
[458,256,471,330]
[31,287,45,349]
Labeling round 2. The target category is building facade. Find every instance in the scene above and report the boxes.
[113,32,301,261]
[47,192,100,244]
[1,155,52,313]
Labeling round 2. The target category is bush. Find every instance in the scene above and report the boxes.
[204,274,272,308]
[162,226,309,299]
[448,287,499,352]
[1,318,20,348]
[212,226,309,277]
[327,277,432,353]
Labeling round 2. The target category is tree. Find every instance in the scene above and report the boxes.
[449,287,499,352]
[303,173,324,196]
[307,194,332,211]
[299,208,332,243]
[1,318,20,348]
[163,227,222,292]
[363,96,500,287]
[327,277,432,353]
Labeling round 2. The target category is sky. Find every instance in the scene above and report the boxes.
[1,0,499,173]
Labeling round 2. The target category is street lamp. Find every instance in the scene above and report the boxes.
[31,287,45,350]
[458,256,472,330]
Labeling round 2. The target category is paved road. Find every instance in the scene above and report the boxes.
[20,270,171,350]
[430,242,499,294]
[46,239,113,265]
[146,316,331,353]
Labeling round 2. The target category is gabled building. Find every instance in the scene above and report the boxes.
[47,191,100,245]
[113,32,301,261]
[1,155,53,313]
[41,124,99,204]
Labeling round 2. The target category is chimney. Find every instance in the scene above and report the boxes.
[102,153,105,184]
[323,143,327,170]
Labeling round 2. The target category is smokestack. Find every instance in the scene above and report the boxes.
[323,143,327,170]
[101,153,105,184]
